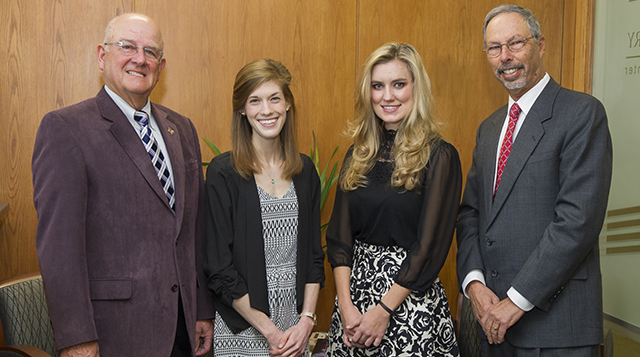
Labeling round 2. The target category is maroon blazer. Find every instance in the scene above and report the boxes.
[32,88,215,355]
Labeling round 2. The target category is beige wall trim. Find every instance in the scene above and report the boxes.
[608,219,640,230]
[606,245,640,254]
[606,232,640,242]
[608,206,640,217]
[604,313,640,335]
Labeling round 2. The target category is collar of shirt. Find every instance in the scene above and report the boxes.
[103,85,174,178]
[103,85,157,132]
[493,73,550,188]
[506,72,550,141]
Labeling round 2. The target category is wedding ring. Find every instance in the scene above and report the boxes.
[491,324,497,331]
[348,338,353,342]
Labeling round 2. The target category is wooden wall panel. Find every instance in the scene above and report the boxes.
[0,0,132,282]
[0,0,593,336]
[358,0,566,319]
[136,0,357,330]
[0,1,131,344]
[561,0,595,93]
[136,0,357,164]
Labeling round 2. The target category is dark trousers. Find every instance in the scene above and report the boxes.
[481,339,600,357]
[171,294,192,357]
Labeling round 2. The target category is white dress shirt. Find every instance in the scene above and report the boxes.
[104,85,174,181]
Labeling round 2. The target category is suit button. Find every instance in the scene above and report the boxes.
[491,270,498,277]
[486,238,493,246]
[551,286,564,301]
[171,284,178,292]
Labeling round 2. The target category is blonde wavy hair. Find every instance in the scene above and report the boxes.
[341,42,441,191]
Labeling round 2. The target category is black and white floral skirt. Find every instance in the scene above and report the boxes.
[325,240,459,357]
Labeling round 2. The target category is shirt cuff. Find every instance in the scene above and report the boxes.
[462,270,486,299]
[507,287,534,312]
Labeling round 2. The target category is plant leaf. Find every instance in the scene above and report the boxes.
[203,137,222,156]
[320,161,339,209]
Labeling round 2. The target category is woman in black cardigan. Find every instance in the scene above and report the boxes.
[204,59,324,357]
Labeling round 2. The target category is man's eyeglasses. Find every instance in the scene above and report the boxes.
[104,41,163,61]
[484,36,533,58]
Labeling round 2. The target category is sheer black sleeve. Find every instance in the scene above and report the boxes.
[326,147,355,269]
[394,141,462,291]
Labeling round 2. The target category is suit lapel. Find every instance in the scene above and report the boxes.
[488,79,561,223]
[96,89,174,213]
[482,107,507,218]
[153,104,185,225]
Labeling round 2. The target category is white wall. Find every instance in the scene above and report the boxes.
[592,0,640,331]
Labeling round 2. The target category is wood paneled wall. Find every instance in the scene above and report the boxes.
[0,0,592,334]
[0,0,133,285]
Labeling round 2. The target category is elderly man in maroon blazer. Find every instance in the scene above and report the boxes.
[32,13,215,356]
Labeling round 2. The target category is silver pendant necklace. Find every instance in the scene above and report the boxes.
[264,162,281,184]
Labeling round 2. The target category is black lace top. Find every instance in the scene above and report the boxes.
[326,130,462,291]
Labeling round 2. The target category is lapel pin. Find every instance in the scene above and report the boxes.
[167,127,175,135]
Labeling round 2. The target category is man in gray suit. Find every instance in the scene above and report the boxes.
[456,5,612,356]
[32,13,214,356]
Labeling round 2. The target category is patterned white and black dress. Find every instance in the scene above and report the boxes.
[325,130,461,356]
[213,182,308,356]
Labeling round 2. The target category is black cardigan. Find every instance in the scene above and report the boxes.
[203,152,325,333]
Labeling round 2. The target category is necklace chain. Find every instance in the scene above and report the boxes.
[263,161,282,184]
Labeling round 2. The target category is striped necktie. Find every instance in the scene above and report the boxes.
[134,110,176,211]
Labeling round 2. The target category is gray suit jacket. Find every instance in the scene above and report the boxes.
[456,78,612,348]
[32,88,216,355]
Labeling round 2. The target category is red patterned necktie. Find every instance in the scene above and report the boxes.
[494,103,521,199]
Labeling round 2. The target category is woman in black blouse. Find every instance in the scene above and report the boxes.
[204,59,325,357]
[325,43,461,356]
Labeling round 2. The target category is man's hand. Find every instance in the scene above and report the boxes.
[466,281,500,323]
[481,298,525,344]
[59,341,99,357]
[195,319,214,356]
